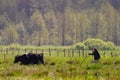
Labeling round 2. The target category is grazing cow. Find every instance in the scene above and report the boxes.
[14,53,44,65]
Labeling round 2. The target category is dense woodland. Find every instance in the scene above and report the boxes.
[0,0,120,46]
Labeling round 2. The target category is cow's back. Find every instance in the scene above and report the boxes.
[27,53,39,64]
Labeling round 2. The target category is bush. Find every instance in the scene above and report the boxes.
[83,38,116,50]
[73,42,86,50]
[103,42,115,50]
[83,38,105,50]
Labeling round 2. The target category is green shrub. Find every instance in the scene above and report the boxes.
[103,42,115,50]
[83,38,116,50]
[73,42,86,50]
[83,38,105,50]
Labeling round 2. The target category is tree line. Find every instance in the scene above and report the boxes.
[0,0,120,46]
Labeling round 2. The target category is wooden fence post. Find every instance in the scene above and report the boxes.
[41,50,44,54]
[63,49,66,57]
[6,48,8,54]
[78,49,80,57]
[0,48,2,53]
[111,52,113,57]
[72,49,74,57]
[57,49,59,57]
[12,48,14,54]
[68,49,70,57]
[4,48,8,59]
[103,52,106,57]
[49,48,51,56]
[24,48,27,53]
[82,48,84,57]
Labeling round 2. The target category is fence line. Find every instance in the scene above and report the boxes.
[0,48,120,58]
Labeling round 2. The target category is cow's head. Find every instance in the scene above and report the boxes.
[14,55,21,63]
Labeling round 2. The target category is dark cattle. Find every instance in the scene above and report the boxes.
[14,53,44,65]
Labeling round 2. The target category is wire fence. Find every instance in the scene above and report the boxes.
[0,48,120,59]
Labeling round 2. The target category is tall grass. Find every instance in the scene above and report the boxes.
[0,46,120,80]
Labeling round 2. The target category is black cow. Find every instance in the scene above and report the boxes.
[14,53,44,65]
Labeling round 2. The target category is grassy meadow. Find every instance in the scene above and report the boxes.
[0,46,120,80]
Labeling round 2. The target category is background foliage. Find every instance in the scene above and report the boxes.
[0,0,120,46]
[83,38,115,50]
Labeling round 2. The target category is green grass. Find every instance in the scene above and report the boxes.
[0,48,120,80]
[0,57,120,80]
